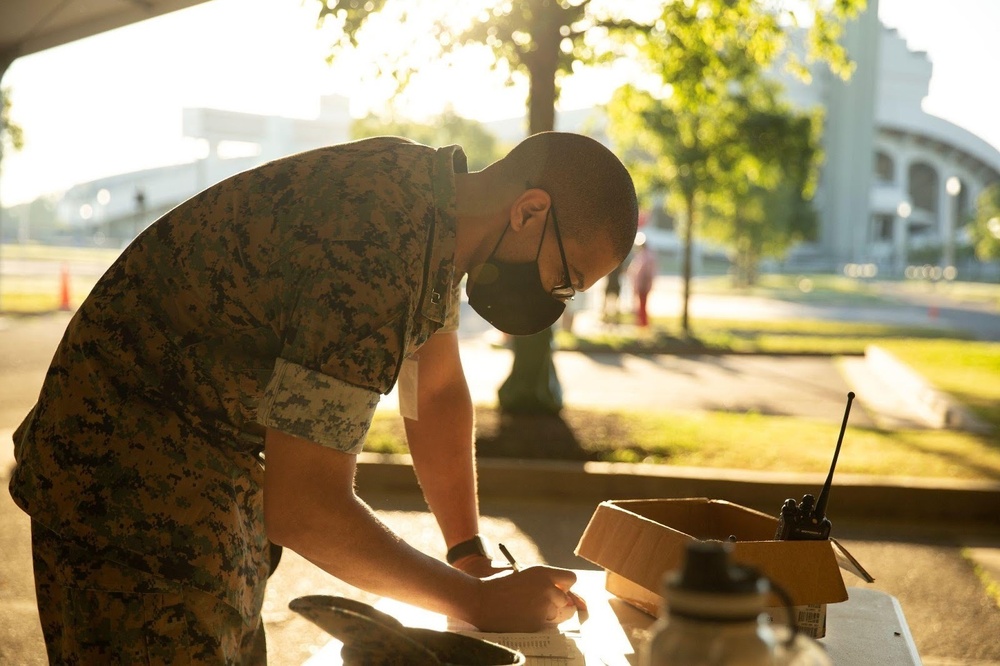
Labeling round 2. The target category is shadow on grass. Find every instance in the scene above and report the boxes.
[882,428,1000,481]
[474,409,591,461]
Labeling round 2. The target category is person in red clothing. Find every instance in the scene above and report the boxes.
[627,233,657,327]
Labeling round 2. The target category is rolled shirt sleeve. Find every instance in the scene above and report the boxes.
[257,358,380,453]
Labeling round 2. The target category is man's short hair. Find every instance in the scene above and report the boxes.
[500,132,639,262]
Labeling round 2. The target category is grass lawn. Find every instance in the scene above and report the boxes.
[364,404,1000,481]
[878,339,1000,432]
[557,317,973,356]
[368,335,1000,482]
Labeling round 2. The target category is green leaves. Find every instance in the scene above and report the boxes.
[316,0,392,49]
[606,0,863,298]
[351,109,503,171]
[1,87,25,169]
[309,0,662,132]
[968,184,1000,262]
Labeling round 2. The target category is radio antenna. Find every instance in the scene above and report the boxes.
[813,391,855,521]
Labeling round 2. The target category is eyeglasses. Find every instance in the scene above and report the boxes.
[549,205,575,302]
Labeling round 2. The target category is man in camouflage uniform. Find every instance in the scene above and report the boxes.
[10,132,638,663]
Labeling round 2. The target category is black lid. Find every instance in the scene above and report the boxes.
[669,541,765,595]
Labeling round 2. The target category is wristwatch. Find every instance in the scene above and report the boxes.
[446,535,494,565]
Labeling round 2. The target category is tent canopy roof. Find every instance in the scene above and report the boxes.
[1,0,210,69]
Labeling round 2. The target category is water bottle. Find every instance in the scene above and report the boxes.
[640,541,831,666]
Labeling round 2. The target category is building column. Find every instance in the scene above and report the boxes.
[894,204,911,276]
[816,0,880,266]
[942,176,962,269]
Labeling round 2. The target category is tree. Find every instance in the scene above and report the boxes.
[1,86,26,311]
[310,0,863,407]
[312,0,658,413]
[0,87,24,162]
[315,1,654,136]
[352,108,505,171]
[606,0,863,332]
[967,183,1000,265]
[701,105,823,287]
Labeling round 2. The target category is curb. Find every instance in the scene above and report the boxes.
[356,454,1000,526]
[865,345,993,433]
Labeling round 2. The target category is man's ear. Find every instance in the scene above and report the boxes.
[509,188,551,231]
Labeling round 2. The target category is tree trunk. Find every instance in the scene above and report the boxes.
[497,328,563,414]
[733,234,749,288]
[497,13,563,415]
[525,2,560,135]
[681,192,696,335]
[528,67,557,135]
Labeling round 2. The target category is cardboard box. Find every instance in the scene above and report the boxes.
[575,498,870,637]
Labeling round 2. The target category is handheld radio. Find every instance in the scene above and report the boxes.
[774,392,855,541]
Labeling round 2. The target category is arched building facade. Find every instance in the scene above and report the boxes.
[778,1,1000,276]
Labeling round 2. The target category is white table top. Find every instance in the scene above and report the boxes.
[302,570,921,665]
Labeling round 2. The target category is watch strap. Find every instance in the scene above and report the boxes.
[446,535,493,565]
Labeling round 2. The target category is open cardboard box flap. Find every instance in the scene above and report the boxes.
[575,498,871,613]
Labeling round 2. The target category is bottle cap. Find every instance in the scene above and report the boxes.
[665,541,769,621]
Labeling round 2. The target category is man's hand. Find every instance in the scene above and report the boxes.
[471,566,582,632]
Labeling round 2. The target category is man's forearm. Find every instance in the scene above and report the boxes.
[405,379,479,550]
[264,427,581,632]
[290,492,480,622]
[264,429,481,623]
[404,331,482,552]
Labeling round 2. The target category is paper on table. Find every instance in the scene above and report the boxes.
[457,631,586,666]
[378,598,585,661]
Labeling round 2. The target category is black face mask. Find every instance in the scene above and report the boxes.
[466,220,566,336]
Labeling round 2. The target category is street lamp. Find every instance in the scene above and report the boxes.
[944,176,961,273]
[896,201,911,277]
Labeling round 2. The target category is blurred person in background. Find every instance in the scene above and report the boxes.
[601,260,627,324]
[628,233,657,327]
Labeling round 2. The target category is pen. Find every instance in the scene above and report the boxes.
[498,542,520,571]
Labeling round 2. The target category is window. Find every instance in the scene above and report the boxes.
[872,214,894,242]
[875,152,894,183]
[908,163,939,214]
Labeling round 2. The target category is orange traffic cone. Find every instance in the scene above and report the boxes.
[59,263,72,311]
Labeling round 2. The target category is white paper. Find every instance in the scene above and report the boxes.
[458,631,586,665]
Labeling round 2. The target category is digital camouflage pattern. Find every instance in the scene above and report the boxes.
[10,137,466,627]
[32,521,266,664]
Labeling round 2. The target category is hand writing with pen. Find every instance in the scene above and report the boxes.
[501,542,589,627]
[449,539,588,631]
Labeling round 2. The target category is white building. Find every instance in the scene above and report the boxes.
[782,8,1000,276]
[57,95,352,245]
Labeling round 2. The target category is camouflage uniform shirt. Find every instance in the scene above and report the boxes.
[9,137,466,622]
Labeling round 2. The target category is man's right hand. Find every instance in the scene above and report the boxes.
[471,566,581,632]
